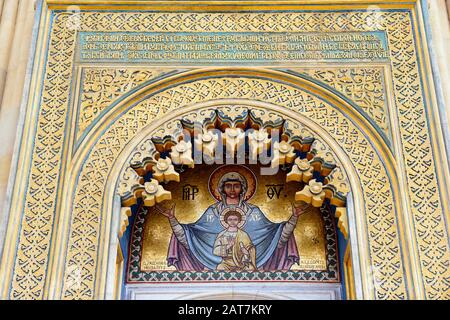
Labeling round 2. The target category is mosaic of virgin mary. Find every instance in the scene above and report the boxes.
[155,165,309,272]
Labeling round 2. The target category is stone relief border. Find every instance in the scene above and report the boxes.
[7,13,77,300]
[1,4,448,301]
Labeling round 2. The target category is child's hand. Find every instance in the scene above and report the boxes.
[240,242,249,255]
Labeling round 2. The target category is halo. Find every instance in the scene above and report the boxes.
[219,207,247,229]
[208,165,257,202]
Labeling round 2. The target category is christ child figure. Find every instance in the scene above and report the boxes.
[213,209,257,272]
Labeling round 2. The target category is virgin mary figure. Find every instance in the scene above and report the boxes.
[157,166,307,272]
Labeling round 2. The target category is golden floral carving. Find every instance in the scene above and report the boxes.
[223,127,246,156]
[298,68,389,135]
[271,141,296,168]
[194,129,220,159]
[286,158,314,183]
[248,129,271,161]
[78,68,168,139]
[142,179,172,207]
[296,179,326,208]
[170,140,195,168]
[152,158,180,183]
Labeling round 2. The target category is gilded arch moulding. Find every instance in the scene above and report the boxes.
[58,69,406,300]
[1,2,449,301]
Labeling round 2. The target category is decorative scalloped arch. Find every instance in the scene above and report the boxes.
[117,104,350,237]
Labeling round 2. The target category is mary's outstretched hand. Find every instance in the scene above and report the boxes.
[155,203,176,219]
[292,201,309,217]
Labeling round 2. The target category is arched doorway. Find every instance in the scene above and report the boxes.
[113,103,355,300]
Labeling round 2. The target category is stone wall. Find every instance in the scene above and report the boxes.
[0,0,36,248]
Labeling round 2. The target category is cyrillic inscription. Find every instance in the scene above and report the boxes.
[79,31,389,64]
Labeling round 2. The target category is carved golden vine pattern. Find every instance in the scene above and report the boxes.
[79,67,389,139]
[78,68,170,139]
[298,68,389,134]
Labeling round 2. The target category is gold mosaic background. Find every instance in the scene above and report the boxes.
[141,164,327,272]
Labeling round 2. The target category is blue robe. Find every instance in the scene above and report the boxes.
[182,203,285,270]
